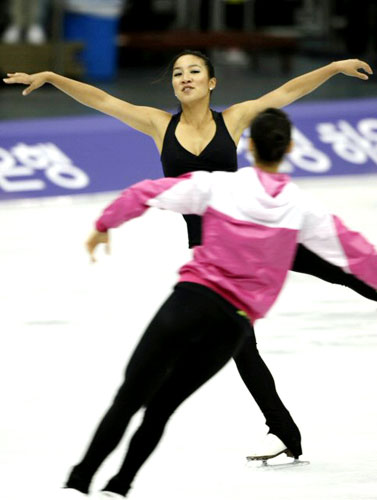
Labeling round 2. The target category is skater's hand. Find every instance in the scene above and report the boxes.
[86,230,111,263]
[3,71,50,95]
[334,59,373,80]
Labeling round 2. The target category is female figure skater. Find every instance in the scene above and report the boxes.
[66,107,377,499]
[3,52,375,462]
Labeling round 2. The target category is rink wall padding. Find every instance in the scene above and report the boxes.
[0,98,376,201]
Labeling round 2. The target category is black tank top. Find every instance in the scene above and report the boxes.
[161,110,237,247]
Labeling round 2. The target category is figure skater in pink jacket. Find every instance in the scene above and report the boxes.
[65,108,377,499]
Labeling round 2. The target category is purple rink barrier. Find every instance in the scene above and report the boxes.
[237,97,377,175]
[0,115,161,202]
[0,97,377,202]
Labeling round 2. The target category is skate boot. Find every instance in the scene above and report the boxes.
[246,433,293,461]
[94,492,125,499]
[57,488,88,498]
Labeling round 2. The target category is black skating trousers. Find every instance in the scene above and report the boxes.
[66,283,252,496]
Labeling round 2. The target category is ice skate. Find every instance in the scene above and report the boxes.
[57,488,88,498]
[247,433,293,461]
[94,492,125,499]
[246,433,309,469]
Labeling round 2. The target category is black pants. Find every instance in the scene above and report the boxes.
[292,244,377,301]
[67,246,377,495]
[66,283,249,496]
[230,244,377,459]
[233,334,302,457]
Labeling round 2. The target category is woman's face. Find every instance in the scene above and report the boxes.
[172,54,216,104]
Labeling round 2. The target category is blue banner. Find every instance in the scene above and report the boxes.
[1,97,377,201]
[237,97,377,176]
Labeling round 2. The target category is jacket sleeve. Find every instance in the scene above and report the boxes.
[299,194,377,290]
[95,171,212,232]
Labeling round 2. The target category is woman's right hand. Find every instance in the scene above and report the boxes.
[3,71,50,95]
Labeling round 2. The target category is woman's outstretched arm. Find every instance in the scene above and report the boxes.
[224,59,373,141]
[3,71,170,138]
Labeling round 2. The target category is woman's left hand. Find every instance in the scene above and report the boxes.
[335,59,373,80]
[86,230,110,263]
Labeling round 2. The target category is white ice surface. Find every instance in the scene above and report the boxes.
[1,174,377,500]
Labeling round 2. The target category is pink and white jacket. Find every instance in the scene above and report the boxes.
[96,167,377,323]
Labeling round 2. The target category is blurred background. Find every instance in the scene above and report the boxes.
[1,0,377,120]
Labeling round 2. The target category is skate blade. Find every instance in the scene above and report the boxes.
[246,448,292,462]
[247,458,310,470]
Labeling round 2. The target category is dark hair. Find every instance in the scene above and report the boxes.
[250,108,292,163]
[170,50,215,79]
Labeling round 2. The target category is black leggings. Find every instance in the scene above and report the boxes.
[67,246,377,496]
[230,244,377,459]
[233,335,302,457]
[66,283,249,496]
[292,244,377,301]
